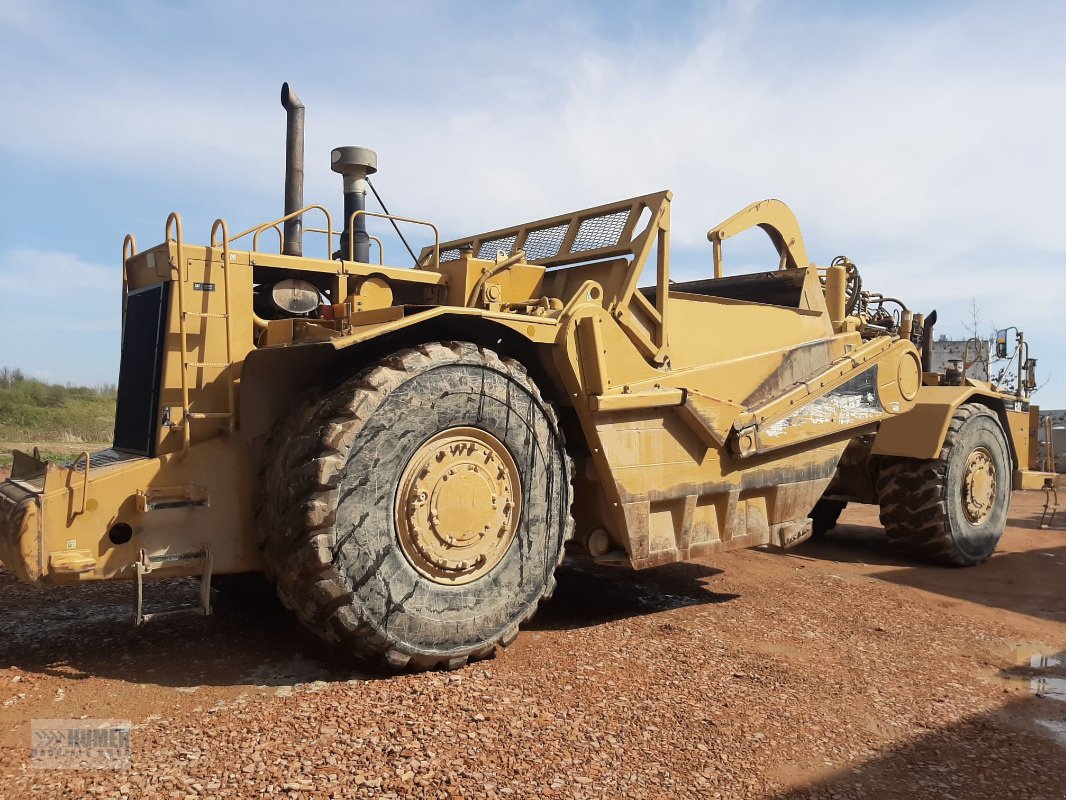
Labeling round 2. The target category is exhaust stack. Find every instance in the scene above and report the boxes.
[281,82,305,257]
[331,146,378,263]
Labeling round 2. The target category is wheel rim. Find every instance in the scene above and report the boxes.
[395,427,522,585]
[962,446,997,525]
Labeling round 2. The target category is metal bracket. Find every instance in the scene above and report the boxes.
[136,484,209,512]
[1040,481,1061,530]
[133,544,213,626]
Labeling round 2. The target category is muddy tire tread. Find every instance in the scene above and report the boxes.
[256,341,574,671]
[876,403,1005,567]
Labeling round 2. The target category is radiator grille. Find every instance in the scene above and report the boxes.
[113,283,170,456]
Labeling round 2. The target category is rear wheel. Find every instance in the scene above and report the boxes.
[876,403,1010,566]
[257,342,573,670]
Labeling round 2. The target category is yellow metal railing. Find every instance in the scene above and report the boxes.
[167,212,194,452]
[226,221,283,252]
[348,210,438,270]
[121,233,137,328]
[77,450,90,516]
[305,227,385,264]
[203,218,237,435]
[168,212,240,452]
[125,200,439,454]
[238,205,334,258]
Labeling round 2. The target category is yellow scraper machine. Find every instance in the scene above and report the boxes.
[0,84,1053,670]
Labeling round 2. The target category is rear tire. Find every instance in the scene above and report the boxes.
[256,342,573,670]
[876,403,1010,566]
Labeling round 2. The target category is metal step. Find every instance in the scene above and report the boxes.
[133,545,213,625]
[1040,482,1061,530]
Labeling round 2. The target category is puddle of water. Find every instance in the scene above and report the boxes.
[1001,648,1066,703]
[1031,653,1064,668]
[1031,676,1066,702]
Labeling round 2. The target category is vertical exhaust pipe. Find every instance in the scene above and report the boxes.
[331,146,378,263]
[921,309,937,373]
[281,82,305,257]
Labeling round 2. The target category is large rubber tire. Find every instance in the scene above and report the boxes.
[809,499,847,538]
[876,403,1010,566]
[257,342,574,670]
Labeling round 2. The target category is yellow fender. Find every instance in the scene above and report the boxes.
[871,385,1020,467]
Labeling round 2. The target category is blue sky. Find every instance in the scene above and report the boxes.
[2,0,1065,405]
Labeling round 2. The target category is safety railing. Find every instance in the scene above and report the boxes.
[121,233,137,329]
[167,212,193,451]
[168,212,240,452]
[233,222,284,253]
[305,227,384,264]
[127,202,435,453]
[77,449,90,517]
[231,205,334,259]
[348,210,438,270]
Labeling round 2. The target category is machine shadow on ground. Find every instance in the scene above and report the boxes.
[794,512,1066,625]
[528,558,737,631]
[0,558,737,689]
[768,694,1066,799]
[0,567,388,688]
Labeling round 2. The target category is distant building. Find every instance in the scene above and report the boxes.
[930,335,990,381]
[1037,409,1066,473]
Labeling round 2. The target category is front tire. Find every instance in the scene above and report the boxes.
[257,342,573,670]
[876,403,1010,566]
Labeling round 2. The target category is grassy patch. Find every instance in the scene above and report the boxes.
[0,367,115,445]
[0,450,79,470]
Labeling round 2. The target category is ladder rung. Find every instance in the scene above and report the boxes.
[183,312,229,319]
[185,361,231,368]
[186,411,233,419]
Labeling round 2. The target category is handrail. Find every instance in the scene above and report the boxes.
[348,210,437,270]
[77,450,90,516]
[306,227,384,264]
[208,219,237,434]
[121,233,137,330]
[211,221,271,331]
[229,222,283,253]
[167,212,192,452]
[249,205,333,258]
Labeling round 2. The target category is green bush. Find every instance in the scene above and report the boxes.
[0,368,115,444]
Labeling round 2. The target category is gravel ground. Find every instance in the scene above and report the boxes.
[0,491,1064,799]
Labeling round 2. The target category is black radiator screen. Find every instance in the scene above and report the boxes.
[113,283,170,455]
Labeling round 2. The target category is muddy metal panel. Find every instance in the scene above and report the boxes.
[0,437,258,587]
[553,280,919,568]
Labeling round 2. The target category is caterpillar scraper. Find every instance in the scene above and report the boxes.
[0,85,1052,670]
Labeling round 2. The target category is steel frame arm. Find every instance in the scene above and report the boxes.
[706,199,810,276]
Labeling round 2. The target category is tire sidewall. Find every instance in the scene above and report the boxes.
[944,413,1010,563]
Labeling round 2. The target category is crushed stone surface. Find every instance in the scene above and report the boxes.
[0,494,1063,798]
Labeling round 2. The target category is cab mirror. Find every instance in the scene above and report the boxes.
[995,330,1009,359]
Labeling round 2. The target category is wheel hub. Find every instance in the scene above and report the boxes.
[396,427,521,585]
[962,447,996,525]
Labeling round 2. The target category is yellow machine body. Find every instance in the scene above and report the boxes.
[0,190,1042,586]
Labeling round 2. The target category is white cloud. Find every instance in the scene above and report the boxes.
[0,249,118,298]
[1,1,1064,401]
[0,249,120,383]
